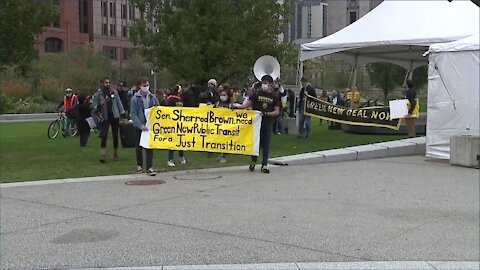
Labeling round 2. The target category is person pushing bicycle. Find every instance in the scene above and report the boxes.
[57,88,78,137]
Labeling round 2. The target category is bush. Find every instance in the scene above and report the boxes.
[0,91,14,114]
[38,78,65,102]
[0,79,32,100]
[7,96,57,114]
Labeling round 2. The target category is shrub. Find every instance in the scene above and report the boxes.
[0,79,32,100]
[7,96,58,113]
[38,78,65,102]
[0,91,14,114]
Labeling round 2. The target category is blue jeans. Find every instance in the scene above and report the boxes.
[298,111,311,136]
[168,150,184,161]
[251,122,273,166]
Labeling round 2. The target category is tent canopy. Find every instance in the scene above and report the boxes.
[300,0,479,70]
[429,34,480,53]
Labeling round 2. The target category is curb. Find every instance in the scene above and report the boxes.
[269,137,425,166]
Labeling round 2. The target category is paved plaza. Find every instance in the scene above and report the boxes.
[1,154,478,270]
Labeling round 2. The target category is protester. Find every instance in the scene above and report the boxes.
[214,89,233,163]
[117,81,129,117]
[272,83,287,135]
[318,90,330,125]
[199,78,219,105]
[287,89,295,117]
[130,77,159,176]
[297,77,317,138]
[329,90,344,130]
[353,86,361,109]
[77,94,91,147]
[57,87,78,137]
[91,77,126,163]
[166,84,186,167]
[233,75,280,173]
[404,79,418,138]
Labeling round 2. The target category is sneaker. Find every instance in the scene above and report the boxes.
[167,160,176,167]
[219,158,227,164]
[136,166,143,173]
[113,153,118,161]
[249,161,256,172]
[261,165,270,174]
[180,157,187,164]
[147,168,156,176]
[99,154,106,163]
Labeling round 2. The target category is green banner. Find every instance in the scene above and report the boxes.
[304,95,401,130]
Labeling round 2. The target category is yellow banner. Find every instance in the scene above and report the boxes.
[140,106,262,156]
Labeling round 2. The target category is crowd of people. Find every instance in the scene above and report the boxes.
[57,75,417,176]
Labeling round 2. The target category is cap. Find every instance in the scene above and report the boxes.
[207,79,217,88]
[65,88,73,93]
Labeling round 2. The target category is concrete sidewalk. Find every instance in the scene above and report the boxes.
[1,150,478,270]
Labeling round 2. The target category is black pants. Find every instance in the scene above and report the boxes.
[100,114,119,149]
[77,118,91,147]
[136,129,153,169]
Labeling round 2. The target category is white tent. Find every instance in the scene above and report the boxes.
[300,0,479,75]
[425,35,480,159]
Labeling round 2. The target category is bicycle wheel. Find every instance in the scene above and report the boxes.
[48,120,60,139]
[69,121,78,137]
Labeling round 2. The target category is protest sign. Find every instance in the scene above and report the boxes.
[304,95,401,130]
[140,106,262,155]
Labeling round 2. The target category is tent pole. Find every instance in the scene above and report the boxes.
[349,54,359,108]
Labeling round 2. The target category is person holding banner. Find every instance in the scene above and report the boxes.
[130,77,159,176]
[214,89,233,163]
[233,75,280,173]
[297,77,317,138]
[404,79,418,138]
[166,85,186,167]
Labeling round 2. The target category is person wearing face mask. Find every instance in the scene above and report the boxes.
[232,75,280,173]
[214,89,233,163]
[91,77,126,163]
[130,77,159,176]
[57,88,78,137]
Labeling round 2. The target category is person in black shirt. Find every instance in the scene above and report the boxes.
[233,75,280,173]
[404,79,417,138]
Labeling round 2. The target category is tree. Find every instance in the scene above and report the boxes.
[129,0,296,85]
[366,62,405,104]
[0,0,57,70]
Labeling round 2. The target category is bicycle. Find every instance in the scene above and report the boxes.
[47,112,78,139]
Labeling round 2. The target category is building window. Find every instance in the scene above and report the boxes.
[110,24,116,36]
[44,38,63,53]
[102,23,108,35]
[121,48,129,61]
[128,5,135,19]
[109,2,116,18]
[121,4,127,19]
[122,25,128,37]
[103,46,117,60]
[79,0,89,33]
[101,1,107,17]
[349,11,357,24]
[307,6,312,38]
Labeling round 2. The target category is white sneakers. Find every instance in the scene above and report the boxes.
[168,157,186,167]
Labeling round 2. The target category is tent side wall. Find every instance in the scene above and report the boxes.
[426,50,480,159]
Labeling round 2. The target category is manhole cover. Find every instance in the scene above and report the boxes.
[125,180,166,185]
[174,173,222,181]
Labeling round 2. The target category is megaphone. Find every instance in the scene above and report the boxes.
[253,55,280,81]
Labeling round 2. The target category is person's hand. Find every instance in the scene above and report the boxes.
[405,113,412,118]
[141,125,148,131]
[229,103,236,110]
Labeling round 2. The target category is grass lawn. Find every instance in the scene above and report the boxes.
[0,120,405,183]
